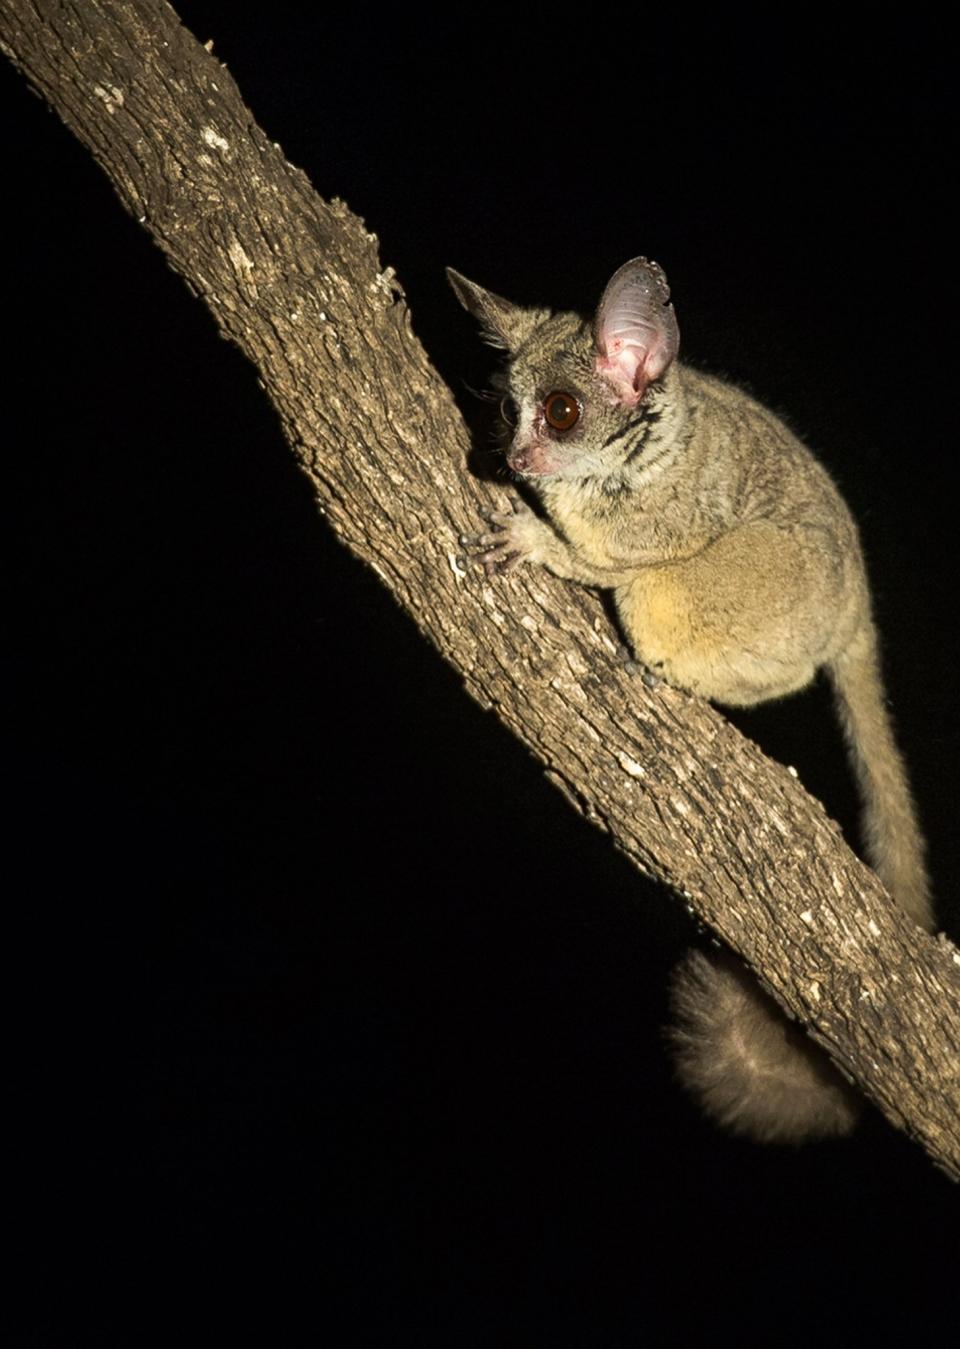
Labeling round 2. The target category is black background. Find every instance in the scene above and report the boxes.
[6,6,958,1343]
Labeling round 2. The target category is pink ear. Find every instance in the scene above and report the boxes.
[594,257,680,406]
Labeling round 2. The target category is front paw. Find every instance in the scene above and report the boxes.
[459,500,549,575]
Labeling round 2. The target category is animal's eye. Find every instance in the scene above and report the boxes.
[500,396,517,427]
[543,391,580,431]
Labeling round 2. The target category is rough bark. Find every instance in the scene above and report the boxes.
[2,0,958,1177]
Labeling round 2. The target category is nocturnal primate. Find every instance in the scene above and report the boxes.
[449,257,934,1144]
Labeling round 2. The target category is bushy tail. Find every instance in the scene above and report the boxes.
[829,621,932,930]
[669,621,932,1144]
[670,951,860,1142]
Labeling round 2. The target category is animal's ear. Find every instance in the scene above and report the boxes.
[446,267,549,352]
[593,257,680,407]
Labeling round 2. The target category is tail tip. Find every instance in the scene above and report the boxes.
[669,949,860,1144]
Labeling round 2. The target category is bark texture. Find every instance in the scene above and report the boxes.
[2,0,958,1177]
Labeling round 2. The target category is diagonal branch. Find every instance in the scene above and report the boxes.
[3,0,958,1177]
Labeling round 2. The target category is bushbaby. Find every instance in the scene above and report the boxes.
[450,257,932,1143]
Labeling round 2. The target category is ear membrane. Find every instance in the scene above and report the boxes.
[594,257,680,406]
[446,267,549,352]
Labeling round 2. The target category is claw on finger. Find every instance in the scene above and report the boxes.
[480,501,522,523]
[478,545,512,565]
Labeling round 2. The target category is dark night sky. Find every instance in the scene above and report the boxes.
[5,6,957,1343]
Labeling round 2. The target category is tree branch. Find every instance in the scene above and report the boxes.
[3,0,958,1177]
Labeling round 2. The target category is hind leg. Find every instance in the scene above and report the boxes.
[616,523,850,706]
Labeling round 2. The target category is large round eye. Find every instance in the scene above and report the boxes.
[543,391,580,431]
